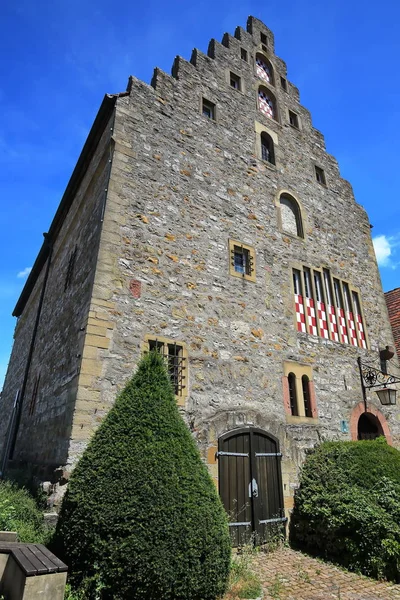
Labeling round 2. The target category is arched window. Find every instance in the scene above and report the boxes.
[260,132,275,165]
[288,373,298,416]
[279,194,303,238]
[258,87,276,120]
[302,375,312,418]
[256,54,274,85]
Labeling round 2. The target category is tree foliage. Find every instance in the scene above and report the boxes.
[53,351,231,599]
[290,438,400,581]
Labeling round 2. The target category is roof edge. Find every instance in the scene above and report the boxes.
[13,92,124,318]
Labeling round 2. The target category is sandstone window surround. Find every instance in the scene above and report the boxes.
[315,165,327,186]
[202,98,216,121]
[228,239,256,283]
[142,335,188,406]
[260,132,275,165]
[283,362,318,422]
[229,71,242,91]
[292,265,368,349]
[278,193,303,238]
[255,54,274,86]
[288,109,300,129]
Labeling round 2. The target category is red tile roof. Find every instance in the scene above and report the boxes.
[385,287,400,360]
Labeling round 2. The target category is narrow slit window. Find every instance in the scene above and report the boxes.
[260,32,267,45]
[280,76,287,91]
[314,271,329,339]
[352,291,367,348]
[293,269,306,333]
[241,48,248,62]
[343,283,358,346]
[302,375,312,418]
[288,373,299,416]
[304,268,317,336]
[333,279,349,344]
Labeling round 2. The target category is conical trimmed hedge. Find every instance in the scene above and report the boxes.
[53,351,231,599]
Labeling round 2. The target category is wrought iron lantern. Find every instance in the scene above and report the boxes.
[357,357,400,410]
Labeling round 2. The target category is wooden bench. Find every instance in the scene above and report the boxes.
[0,542,67,600]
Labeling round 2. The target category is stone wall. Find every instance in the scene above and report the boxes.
[0,110,114,472]
[66,16,400,514]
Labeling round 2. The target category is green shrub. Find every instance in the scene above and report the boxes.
[290,438,400,581]
[53,351,231,599]
[0,480,48,543]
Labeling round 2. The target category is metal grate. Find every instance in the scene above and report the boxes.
[231,245,254,277]
[148,340,186,396]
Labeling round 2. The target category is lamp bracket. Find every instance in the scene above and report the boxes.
[358,357,400,389]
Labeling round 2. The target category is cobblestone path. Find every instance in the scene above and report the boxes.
[254,547,400,600]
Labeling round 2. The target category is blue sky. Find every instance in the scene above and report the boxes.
[1,0,400,388]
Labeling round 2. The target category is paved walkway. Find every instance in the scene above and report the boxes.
[253,547,400,600]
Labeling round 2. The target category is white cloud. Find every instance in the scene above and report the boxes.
[17,267,32,279]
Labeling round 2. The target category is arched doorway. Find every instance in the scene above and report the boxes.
[357,412,384,440]
[218,427,285,546]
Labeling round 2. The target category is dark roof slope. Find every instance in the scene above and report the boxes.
[385,287,400,360]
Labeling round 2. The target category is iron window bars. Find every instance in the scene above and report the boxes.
[147,339,186,397]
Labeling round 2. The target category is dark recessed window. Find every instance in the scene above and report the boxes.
[202,98,216,120]
[315,166,326,185]
[229,239,256,282]
[280,76,287,91]
[289,110,299,128]
[260,132,275,165]
[148,339,187,397]
[241,48,248,62]
[230,72,241,90]
[260,32,267,45]
[288,372,299,416]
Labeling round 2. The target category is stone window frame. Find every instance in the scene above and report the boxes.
[142,335,188,406]
[314,164,327,186]
[240,47,248,62]
[254,51,275,86]
[275,190,305,240]
[282,362,318,424]
[228,239,256,283]
[201,97,217,122]
[254,121,278,167]
[290,262,369,349]
[288,108,301,130]
[226,69,245,94]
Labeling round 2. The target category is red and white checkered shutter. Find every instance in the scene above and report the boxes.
[352,291,367,349]
[295,294,306,332]
[316,300,329,339]
[256,58,271,82]
[327,305,339,342]
[306,297,317,336]
[258,90,274,119]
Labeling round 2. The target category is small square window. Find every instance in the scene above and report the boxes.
[230,72,241,90]
[260,32,267,45]
[229,239,256,282]
[280,76,287,91]
[315,166,326,185]
[202,98,216,120]
[241,48,248,62]
[289,110,299,128]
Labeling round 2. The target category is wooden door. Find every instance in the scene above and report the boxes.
[218,427,285,546]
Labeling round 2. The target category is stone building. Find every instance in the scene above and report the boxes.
[385,288,400,360]
[1,16,399,544]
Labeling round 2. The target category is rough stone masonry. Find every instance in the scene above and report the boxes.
[1,17,399,535]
